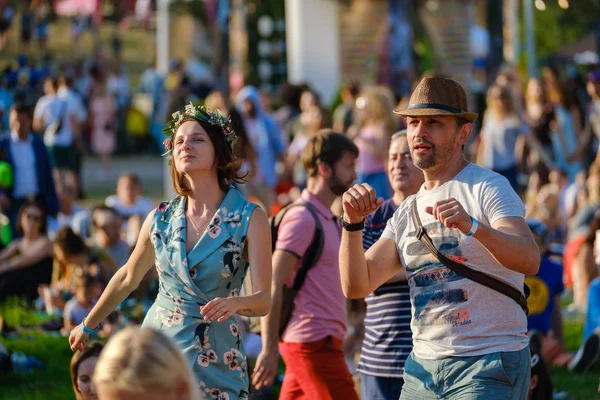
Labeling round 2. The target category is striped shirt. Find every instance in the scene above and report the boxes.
[357,198,413,378]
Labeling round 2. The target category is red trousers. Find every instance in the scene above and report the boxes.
[279,336,359,400]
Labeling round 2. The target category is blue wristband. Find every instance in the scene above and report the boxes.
[80,319,99,335]
[464,217,479,237]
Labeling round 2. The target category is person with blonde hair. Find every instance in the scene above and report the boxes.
[94,327,201,400]
[348,86,397,200]
[69,104,273,399]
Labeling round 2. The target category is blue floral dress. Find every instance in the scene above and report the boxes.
[142,188,257,400]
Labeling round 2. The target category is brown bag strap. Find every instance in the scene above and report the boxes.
[410,199,529,314]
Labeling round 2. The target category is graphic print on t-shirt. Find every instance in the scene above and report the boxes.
[524,276,550,315]
[405,219,472,327]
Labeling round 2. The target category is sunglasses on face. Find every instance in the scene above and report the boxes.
[26,213,41,222]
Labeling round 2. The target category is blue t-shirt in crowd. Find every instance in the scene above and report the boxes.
[525,257,564,334]
[358,198,412,379]
[584,277,600,340]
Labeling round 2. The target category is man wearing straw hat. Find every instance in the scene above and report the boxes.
[339,76,539,399]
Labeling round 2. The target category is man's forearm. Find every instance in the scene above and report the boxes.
[340,230,371,299]
[261,287,283,350]
[473,224,539,275]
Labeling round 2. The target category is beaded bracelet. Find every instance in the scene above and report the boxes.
[80,319,99,335]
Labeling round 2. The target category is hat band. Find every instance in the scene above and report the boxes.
[407,103,465,114]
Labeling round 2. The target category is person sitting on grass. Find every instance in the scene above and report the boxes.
[70,341,104,400]
[0,200,53,302]
[62,273,100,336]
[38,226,116,315]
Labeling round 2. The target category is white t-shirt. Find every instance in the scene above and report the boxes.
[381,163,528,359]
[105,195,154,219]
[48,87,87,147]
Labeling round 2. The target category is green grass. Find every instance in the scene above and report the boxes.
[0,298,53,328]
[0,333,75,400]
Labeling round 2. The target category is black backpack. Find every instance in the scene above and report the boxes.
[246,201,324,336]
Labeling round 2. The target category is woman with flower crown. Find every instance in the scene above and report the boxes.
[68,103,273,400]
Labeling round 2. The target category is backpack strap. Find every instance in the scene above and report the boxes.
[271,201,324,290]
[410,199,529,314]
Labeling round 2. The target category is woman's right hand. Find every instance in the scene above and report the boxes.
[69,324,89,352]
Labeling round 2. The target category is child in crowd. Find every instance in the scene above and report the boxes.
[62,273,99,335]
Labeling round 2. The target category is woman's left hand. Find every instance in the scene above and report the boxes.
[200,297,240,322]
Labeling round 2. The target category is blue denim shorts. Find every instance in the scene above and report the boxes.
[360,373,404,400]
[400,347,531,399]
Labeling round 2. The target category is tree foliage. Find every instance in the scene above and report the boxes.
[532,0,600,59]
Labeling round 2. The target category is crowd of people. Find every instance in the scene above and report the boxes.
[0,13,599,399]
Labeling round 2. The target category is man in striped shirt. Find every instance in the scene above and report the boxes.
[357,130,424,400]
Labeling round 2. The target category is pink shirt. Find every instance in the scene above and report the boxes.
[276,190,347,343]
[354,124,386,175]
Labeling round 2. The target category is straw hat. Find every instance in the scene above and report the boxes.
[394,76,478,122]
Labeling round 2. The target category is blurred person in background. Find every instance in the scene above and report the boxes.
[0,200,53,302]
[48,184,91,240]
[287,88,321,143]
[53,74,87,196]
[33,77,58,136]
[39,226,116,314]
[0,103,59,234]
[333,81,360,134]
[477,84,525,192]
[31,0,51,53]
[348,87,397,200]
[285,104,329,191]
[549,86,583,183]
[105,173,154,247]
[70,341,104,400]
[89,81,117,177]
[273,82,302,140]
[204,90,256,197]
[523,78,556,178]
[569,211,600,313]
[578,70,600,168]
[62,273,100,336]
[93,327,201,400]
[88,205,130,268]
[525,219,572,368]
[87,205,131,267]
[236,86,285,211]
[0,2,14,50]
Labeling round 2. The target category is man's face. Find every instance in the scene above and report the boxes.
[326,152,357,196]
[406,115,468,171]
[9,110,31,136]
[388,136,424,194]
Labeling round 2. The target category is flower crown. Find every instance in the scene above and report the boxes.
[162,102,238,159]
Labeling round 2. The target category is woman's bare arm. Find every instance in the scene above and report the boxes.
[234,207,272,317]
[79,211,157,329]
